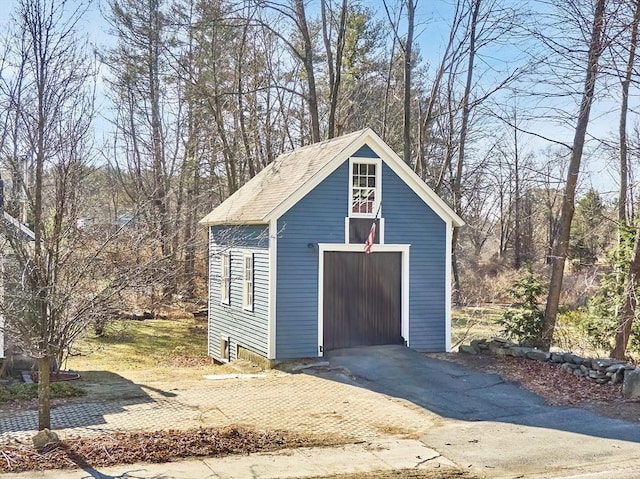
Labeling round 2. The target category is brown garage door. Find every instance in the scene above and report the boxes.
[323,251,402,351]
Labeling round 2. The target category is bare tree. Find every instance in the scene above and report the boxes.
[0,0,113,430]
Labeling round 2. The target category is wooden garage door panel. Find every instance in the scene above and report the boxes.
[323,251,402,351]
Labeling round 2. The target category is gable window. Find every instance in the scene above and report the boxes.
[243,253,254,310]
[351,160,380,216]
[220,252,230,304]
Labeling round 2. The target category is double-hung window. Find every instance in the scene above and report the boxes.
[220,252,230,304]
[351,160,380,216]
[243,253,254,311]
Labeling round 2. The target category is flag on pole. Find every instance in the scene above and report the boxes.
[364,222,376,254]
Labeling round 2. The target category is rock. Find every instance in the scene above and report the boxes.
[612,370,625,384]
[593,359,613,371]
[589,370,607,380]
[510,347,533,358]
[459,345,478,355]
[573,369,585,377]
[488,338,516,352]
[32,429,60,450]
[494,347,511,357]
[581,358,592,369]
[579,365,590,374]
[595,378,610,384]
[550,353,565,363]
[563,353,582,364]
[606,364,626,374]
[562,362,579,372]
[470,339,487,351]
[623,368,640,399]
[487,340,506,353]
[526,350,550,362]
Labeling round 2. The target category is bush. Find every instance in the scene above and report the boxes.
[0,381,85,403]
[498,267,545,347]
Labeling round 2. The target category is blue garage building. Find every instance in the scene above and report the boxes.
[200,128,463,363]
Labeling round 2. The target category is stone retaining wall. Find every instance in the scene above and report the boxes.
[459,337,640,399]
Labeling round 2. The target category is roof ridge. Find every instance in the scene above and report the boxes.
[275,128,369,160]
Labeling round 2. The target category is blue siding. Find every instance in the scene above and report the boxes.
[208,225,269,361]
[275,153,448,358]
[382,163,447,351]
[275,162,350,359]
[352,145,377,158]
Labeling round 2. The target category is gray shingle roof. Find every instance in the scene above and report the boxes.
[200,128,464,227]
[200,129,369,226]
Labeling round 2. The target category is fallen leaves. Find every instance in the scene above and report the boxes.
[477,355,640,422]
[0,426,324,474]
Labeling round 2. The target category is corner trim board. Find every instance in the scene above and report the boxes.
[267,219,278,359]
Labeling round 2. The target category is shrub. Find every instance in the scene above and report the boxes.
[0,381,85,403]
[498,267,545,347]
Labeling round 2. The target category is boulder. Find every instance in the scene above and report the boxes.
[550,353,565,363]
[593,359,613,371]
[623,368,640,399]
[470,339,487,351]
[494,347,511,357]
[611,370,625,384]
[605,364,626,374]
[588,370,607,380]
[525,350,550,362]
[32,429,60,450]
[459,345,478,355]
[510,347,534,358]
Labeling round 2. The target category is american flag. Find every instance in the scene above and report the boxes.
[364,222,376,254]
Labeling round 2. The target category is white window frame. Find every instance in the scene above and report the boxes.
[349,157,382,218]
[243,253,254,311]
[220,252,230,304]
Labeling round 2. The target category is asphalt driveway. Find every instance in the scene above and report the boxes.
[324,345,640,478]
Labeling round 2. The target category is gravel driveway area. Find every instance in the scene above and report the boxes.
[0,368,438,444]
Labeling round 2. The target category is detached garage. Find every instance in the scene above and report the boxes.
[200,128,464,363]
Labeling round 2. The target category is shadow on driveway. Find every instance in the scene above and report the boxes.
[317,345,640,444]
[0,371,155,441]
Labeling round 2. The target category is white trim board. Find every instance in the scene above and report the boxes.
[267,219,278,359]
[317,243,410,357]
[445,223,453,352]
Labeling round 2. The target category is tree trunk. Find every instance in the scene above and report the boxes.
[402,0,415,165]
[611,226,640,359]
[295,0,320,143]
[450,0,481,303]
[542,0,606,350]
[611,0,640,358]
[513,115,521,269]
[618,0,640,230]
[37,356,51,430]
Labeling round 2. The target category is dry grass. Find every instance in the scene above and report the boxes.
[451,306,503,349]
[66,318,210,374]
